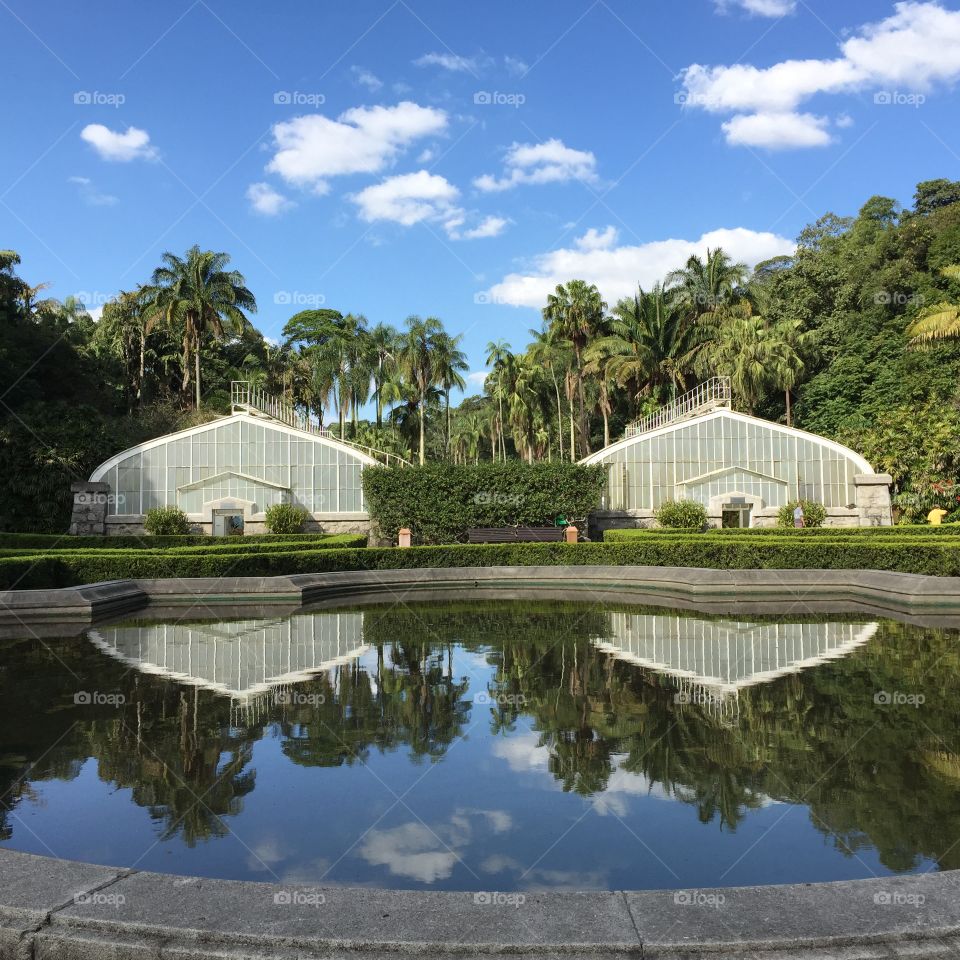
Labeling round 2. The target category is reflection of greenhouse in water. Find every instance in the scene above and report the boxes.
[88,612,367,716]
[595,613,879,719]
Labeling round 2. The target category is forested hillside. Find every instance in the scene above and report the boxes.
[3,178,959,531]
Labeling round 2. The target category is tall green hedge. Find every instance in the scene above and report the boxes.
[362,461,607,544]
[4,536,960,590]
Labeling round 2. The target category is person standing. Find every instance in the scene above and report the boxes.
[793,503,805,528]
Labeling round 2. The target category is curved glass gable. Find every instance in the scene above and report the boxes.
[583,410,871,511]
[90,414,371,517]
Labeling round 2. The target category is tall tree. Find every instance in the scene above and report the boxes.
[148,245,256,409]
[399,315,445,465]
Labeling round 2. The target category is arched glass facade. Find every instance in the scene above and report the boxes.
[581,409,873,512]
[89,413,374,519]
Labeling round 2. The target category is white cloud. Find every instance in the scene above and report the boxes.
[681,2,960,149]
[486,225,794,308]
[68,175,118,206]
[351,170,460,227]
[246,182,293,216]
[417,148,435,163]
[266,101,448,193]
[721,111,832,149]
[414,51,479,73]
[474,138,598,192]
[80,124,157,162]
[504,55,529,75]
[836,112,855,129]
[461,215,509,239]
[350,66,383,91]
[467,370,489,387]
[715,0,796,15]
[491,732,551,772]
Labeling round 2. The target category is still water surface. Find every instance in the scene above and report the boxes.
[0,601,957,890]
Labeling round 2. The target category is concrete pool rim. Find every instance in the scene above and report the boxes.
[1,847,959,959]
[4,565,960,956]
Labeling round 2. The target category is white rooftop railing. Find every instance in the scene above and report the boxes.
[230,381,410,467]
[624,377,732,439]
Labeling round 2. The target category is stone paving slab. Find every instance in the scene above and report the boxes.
[0,849,123,958]
[627,871,960,952]
[49,872,640,956]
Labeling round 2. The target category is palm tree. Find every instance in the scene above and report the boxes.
[666,248,747,320]
[96,287,154,408]
[591,284,705,410]
[366,322,399,429]
[542,280,607,454]
[398,315,445,465]
[485,339,512,461]
[906,265,960,346]
[148,245,256,409]
[528,328,572,462]
[434,331,468,456]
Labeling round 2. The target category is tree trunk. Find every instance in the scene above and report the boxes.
[418,392,426,466]
[785,388,792,427]
[137,327,145,407]
[445,388,451,456]
[568,395,576,462]
[553,373,564,466]
[194,331,201,410]
[602,408,609,448]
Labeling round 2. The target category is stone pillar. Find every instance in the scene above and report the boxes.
[854,474,893,527]
[69,481,111,535]
[398,527,412,548]
[564,525,578,544]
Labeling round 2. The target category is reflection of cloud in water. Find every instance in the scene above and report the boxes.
[358,807,513,883]
[359,823,459,883]
[480,854,522,874]
[591,763,673,816]
[491,732,551,772]
[246,835,331,882]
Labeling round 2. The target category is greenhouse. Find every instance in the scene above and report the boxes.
[69,384,392,537]
[580,379,892,530]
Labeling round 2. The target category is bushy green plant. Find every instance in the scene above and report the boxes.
[264,503,310,534]
[777,500,827,528]
[143,506,191,535]
[362,461,606,544]
[655,500,707,530]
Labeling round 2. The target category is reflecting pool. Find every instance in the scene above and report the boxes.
[1,601,957,890]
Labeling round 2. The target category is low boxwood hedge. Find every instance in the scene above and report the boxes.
[0,532,363,550]
[603,526,960,540]
[3,537,960,590]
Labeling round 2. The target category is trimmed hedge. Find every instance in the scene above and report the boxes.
[361,461,606,544]
[4,536,960,590]
[0,534,367,559]
[0,532,361,550]
[604,526,960,539]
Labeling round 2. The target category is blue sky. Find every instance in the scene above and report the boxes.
[3,0,960,393]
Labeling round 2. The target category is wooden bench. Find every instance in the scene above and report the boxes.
[467,526,567,544]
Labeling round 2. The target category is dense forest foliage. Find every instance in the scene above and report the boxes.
[3,177,960,531]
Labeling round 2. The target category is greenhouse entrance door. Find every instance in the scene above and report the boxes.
[213,510,244,536]
[721,502,752,528]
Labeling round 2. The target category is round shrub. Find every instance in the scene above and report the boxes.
[655,499,707,530]
[144,506,191,536]
[777,499,827,528]
[265,503,310,534]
